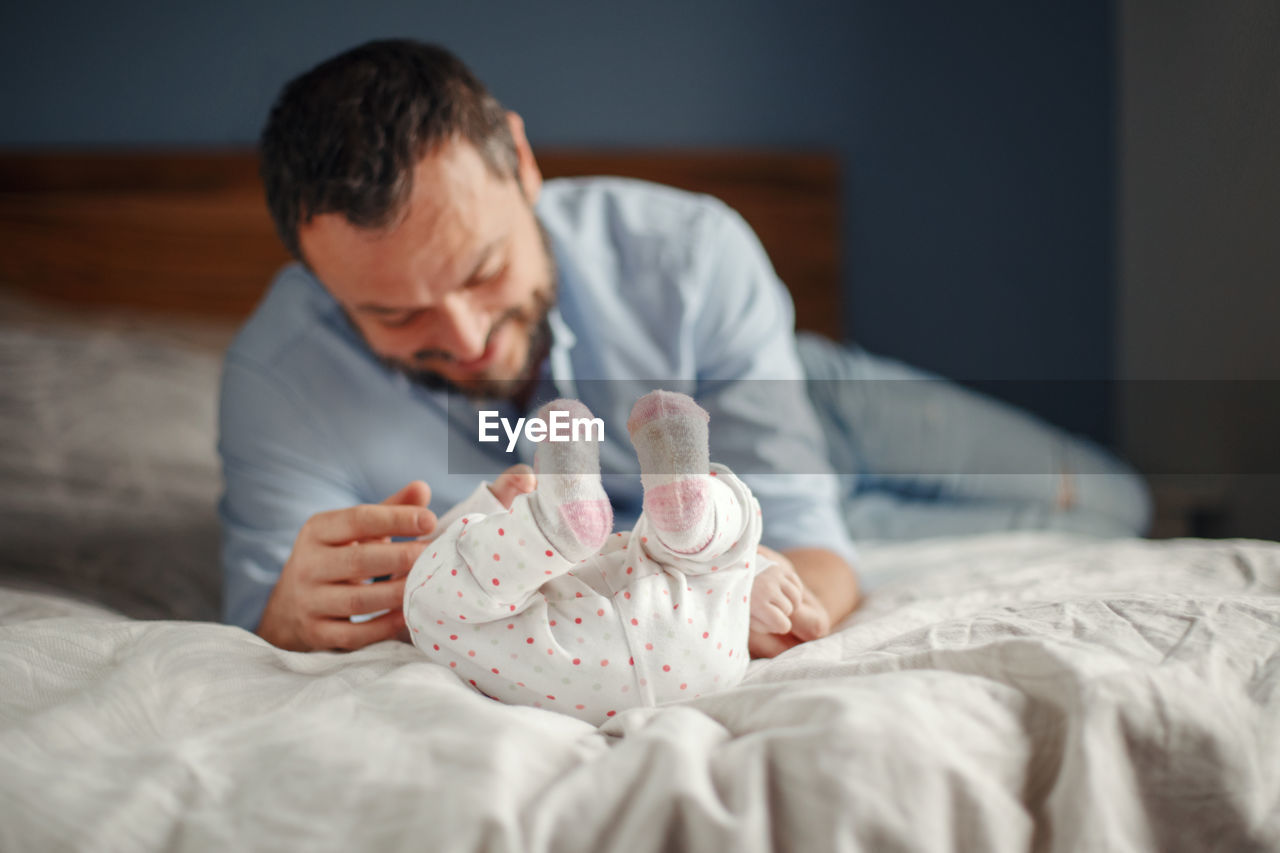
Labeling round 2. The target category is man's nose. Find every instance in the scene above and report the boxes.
[436,293,488,362]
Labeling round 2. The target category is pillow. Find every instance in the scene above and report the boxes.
[0,295,233,621]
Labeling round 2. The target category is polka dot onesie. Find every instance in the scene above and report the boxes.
[403,392,764,725]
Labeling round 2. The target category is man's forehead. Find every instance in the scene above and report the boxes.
[300,144,518,303]
[352,234,506,313]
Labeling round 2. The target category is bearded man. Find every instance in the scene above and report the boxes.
[220,39,859,654]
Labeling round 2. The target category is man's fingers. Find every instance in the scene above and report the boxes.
[382,480,432,508]
[316,540,427,582]
[316,610,407,652]
[313,577,408,618]
[309,504,437,546]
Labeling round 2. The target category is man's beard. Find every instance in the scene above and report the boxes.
[383,286,554,401]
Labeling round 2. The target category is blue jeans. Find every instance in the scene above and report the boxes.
[797,333,1153,541]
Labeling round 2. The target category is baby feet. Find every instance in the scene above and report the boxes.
[627,390,716,553]
[529,399,613,562]
[526,391,719,560]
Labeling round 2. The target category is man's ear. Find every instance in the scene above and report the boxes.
[506,111,543,204]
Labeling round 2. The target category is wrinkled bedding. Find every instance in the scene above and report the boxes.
[4,532,1278,852]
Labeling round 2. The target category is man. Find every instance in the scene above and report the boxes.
[220,39,859,654]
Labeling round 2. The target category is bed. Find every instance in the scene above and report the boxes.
[2,151,1279,852]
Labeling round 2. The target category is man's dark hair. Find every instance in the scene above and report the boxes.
[259,40,518,261]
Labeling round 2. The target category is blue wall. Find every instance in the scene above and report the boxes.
[0,0,1116,440]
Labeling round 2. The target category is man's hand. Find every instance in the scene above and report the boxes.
[748,545,838,658]
[256,481,437,652]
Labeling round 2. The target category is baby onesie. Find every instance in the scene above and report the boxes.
[404,462,763,725]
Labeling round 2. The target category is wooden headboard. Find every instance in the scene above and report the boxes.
[0,149,841,339]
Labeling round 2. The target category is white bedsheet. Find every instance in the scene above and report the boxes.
[3,532,1279,852]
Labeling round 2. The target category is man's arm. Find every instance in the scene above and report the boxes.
[786,547,859,626]
[685,201,863,649]
[219,353,436,650]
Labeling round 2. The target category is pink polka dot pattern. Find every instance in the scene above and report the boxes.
[401,463,760,725]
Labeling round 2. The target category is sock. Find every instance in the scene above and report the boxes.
[627,390,717,553]
[529,398,612,563]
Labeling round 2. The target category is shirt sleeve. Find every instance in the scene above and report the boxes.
[688,203,859,569]
[217,352,365,630]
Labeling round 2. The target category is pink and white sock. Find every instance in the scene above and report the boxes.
[529,399,613,563]
[628,390,728,554]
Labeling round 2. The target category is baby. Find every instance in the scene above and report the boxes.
[404,390,763,724]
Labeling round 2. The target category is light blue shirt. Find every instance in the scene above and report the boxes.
[218,177,857,630]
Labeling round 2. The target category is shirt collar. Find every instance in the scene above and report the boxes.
[544,304,578,401]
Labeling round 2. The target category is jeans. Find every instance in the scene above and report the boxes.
[797,333,1153,541]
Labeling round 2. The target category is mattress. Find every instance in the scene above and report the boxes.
[3,531,1278,851]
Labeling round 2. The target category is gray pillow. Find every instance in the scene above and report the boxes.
[0,297,231,621]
